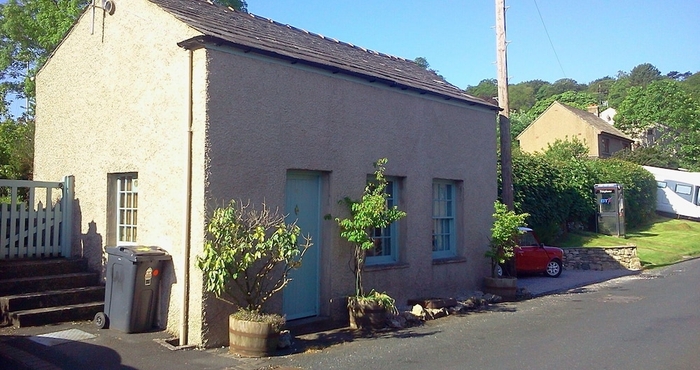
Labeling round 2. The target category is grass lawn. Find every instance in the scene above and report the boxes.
[556,215,700,269]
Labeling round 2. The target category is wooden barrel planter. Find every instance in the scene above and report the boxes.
[348,301,386,330]
[228,315,281,357]
[483,277,518,301]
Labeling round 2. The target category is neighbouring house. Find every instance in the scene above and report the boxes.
[33,0,500,347]
[599,107,617,125]
[596,106,666,147]
[516,101,633,158]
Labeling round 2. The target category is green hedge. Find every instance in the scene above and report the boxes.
[504,150,657,243]
[587,158,657,228]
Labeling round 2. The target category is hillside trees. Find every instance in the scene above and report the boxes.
[615,79,700,170]
[0,0,87,179]
[0,0,88,116]
[465,78,497,102]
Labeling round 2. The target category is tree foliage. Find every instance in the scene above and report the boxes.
[212,0,247,11]
[485,202,528,278]
[196,200,312,312]
[537,78,586,99]
[0,117,33,179]
[508,83,536,112]
[511,151,569,242]
[336,158,406,297]
[588,159,657,228]
[681,71,700,103]
[629,63,661,87]
[615,79,700,169]
[508,150,659,242]
[611,146,680,170]
[0,0,87,116]
[526,91,597,120]
[465,78,497,102]
[509,111,533,140]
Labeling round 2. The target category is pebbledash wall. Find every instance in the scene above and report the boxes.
[563,246,642,271]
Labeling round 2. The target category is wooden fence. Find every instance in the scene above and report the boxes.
[0,176,74,259]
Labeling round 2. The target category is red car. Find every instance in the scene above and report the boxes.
[497,227,564,278]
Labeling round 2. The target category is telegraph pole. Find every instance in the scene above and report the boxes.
[496,0,514,210]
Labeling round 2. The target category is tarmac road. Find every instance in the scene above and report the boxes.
[267,259,700,370]
[0,266,660,370]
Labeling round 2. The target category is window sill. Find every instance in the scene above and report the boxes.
[364,263,410,272]
[432,256,466,265]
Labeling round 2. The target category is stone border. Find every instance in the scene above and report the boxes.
[563,246,641,271]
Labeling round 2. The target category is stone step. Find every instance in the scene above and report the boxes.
[9,302,104,328]
[0,258,89,280]
[0,272,99,296]
[1,286,105,314]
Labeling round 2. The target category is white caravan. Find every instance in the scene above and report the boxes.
[643,166,700,220]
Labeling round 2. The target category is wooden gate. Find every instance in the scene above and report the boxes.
[0,176,74,259]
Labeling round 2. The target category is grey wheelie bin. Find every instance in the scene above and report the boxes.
[94,246,171,333]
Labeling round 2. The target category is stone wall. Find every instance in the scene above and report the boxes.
[563,246,642,271]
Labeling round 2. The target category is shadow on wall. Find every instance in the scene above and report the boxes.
[74,199,105,279]
[159,258,176,330]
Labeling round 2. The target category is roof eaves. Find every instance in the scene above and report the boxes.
[178,35,498,110]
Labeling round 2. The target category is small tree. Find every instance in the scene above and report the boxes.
[196,200,311,315]
[486,201,529,278]
[336,158,406,298]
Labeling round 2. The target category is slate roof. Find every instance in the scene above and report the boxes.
[148,0,497,110]
[554,102,633,141]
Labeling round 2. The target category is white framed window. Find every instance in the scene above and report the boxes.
[432,180,456,259]
[366,178,400,265]
[116,174,138,245]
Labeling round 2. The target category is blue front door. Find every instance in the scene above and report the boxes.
[283,172,321,319]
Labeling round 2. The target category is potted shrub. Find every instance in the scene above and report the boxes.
[196,200,311,357]
[483,201,528,301]
[335,158,406,329]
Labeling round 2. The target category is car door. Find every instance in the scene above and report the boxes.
[516,231,549,272]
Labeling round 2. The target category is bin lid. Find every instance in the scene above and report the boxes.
[106,246,171,262]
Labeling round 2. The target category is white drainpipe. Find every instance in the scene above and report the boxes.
[180,49,194,346]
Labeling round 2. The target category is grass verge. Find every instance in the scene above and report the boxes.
[556,215,700,269]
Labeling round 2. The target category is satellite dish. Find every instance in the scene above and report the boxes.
[102,0,115,15]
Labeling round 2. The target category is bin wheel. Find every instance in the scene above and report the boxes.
[94,312,109,329]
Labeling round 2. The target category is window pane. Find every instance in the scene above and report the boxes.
[117,175,138,244]
[676,184,692,195]
[432,181,456,257]
[366,178,399,263]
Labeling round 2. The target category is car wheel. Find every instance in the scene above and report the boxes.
[545,259,562,278]
[496,264,503,277]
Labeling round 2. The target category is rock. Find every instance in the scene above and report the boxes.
[277,330,292,349]
[410,304,426,319]
[401,310,424,326]
[387,314,407,329]
[482,293,501,303]
[425,307,447,319]
[516,287,532,300]
[461,299,476,309]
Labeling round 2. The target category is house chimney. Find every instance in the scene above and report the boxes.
[587,104,599,116]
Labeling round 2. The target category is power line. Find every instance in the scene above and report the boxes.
[532,0,567,78]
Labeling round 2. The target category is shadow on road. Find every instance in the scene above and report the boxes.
[0,334,136,370]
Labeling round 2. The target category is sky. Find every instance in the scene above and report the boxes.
[247,0,700,89]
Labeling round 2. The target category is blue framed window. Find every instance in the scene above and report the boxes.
[432,180,456,259]
[366,178,399,265]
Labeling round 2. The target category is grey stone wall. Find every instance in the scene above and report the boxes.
[563,246,642,271]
